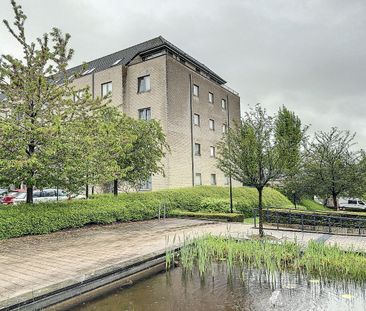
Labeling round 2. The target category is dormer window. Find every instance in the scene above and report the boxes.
[111,59,122,66]
[82,68,95,76]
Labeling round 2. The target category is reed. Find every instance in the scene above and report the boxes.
[173,236,366,282]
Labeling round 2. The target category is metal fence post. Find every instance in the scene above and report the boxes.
[328,217,331,233]
[301,214,304,232]
[253,209,257,228]
[276,211,279,230]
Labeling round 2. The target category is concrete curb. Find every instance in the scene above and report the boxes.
[0,248,178,311]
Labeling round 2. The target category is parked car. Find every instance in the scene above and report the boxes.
[339,198,366,211]
[1,189,68,205]
[1,190,26,205]
[0,189,8,199]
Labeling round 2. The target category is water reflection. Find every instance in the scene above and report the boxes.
[73,264,366,311]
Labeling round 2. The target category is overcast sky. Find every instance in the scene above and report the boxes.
[1,0,366,147]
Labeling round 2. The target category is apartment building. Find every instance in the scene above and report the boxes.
[68,36,241,191]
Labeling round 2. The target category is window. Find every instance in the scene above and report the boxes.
[195,173,202,186]
[193,113,200,126]
[193,84,199,97]
[82,67,95,75]
[221,98,227,110]
[138,107,151,121]
[138,75,151,93]
[208,92,214,104]
[210,174,217,185]
[73,89,85,102]
[140,176,152,191]
[210,146,216,158]
[209,119,215,131]
[222,123,228,134]
[111,59,122,66]
[101,82,112,97]
[194,143,201,156]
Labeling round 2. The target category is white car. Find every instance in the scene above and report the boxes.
[33,189,68,203]
[2,189,68,205]
[339,198,366,211]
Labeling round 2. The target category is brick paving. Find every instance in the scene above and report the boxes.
[0,218,366,308]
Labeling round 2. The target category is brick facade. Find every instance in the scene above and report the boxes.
[71,39,241,191]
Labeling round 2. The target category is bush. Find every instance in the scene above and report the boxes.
[170,210,244,222]
[0,186,291,240]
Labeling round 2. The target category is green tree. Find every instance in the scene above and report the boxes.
[119,119,169,193]
[303,128,365,210]
[217,105,304,237]
[0,0,105,203]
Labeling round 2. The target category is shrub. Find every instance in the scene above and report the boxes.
[0,186,290,240]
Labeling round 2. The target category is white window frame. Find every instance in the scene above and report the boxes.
[193,84,199,97]
[208,92,214,104]
[140,176,152,191]
[138,107,151,120]
[210,146,216,158]
[195,173,202,186]
[138,75,151,93]
[221,98,227,110]
[222,123,228,134]
[193,113,200,126]
[210,174,217,185]
[209,119,215,131]
[194,143,201,156]
[101,81,112,97]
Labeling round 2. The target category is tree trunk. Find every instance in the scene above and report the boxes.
[113,179,118,197]
[229,175,233,213]
[332,193,338,211]
[85,184,89,199]
[26,186,33,204]
[258,187,264,238]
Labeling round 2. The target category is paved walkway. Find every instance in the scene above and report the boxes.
[0,218,366,309]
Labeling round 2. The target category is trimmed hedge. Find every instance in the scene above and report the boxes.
[112,186,292,214]
[0,186,291,240]
[169,210,245,222]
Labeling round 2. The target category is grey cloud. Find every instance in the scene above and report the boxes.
[1,0,365,147]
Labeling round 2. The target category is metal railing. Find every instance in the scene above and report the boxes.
[222,84,239,96]
[252,207,366,236]
[158,202,167,221]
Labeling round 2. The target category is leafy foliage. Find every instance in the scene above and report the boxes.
[119,119,169,192]
[217,104,305,236]
[0,0,107,201]
[0,186,290,239]
[303,127,365,210]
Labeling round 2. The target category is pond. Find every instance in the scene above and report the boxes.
[72,263,366,311]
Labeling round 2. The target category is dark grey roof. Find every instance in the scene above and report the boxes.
[66,36,226,84]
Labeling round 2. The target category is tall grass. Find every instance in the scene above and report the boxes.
[173,236,366,282]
